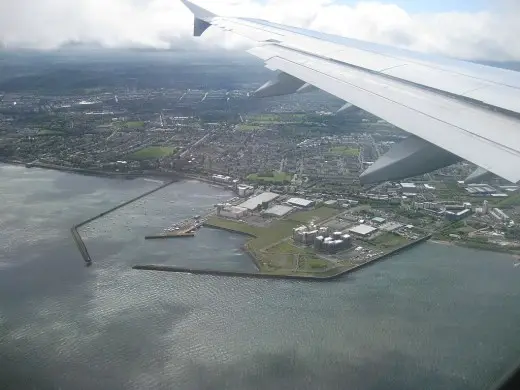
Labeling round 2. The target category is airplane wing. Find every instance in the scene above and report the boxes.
[181,0,520,184]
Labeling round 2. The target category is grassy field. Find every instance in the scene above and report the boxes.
[236,124,262,132]
[246,172,292,183]
[288,207,340,223]
[369,232,409,249]
[128,146,176,160]
[237,114,307,131]
[125,121,145,128]
[327,146,360,157]
[497,193,520,208]
[37,129,63,136]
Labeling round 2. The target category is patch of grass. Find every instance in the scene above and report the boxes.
[306,259,329,269]
[36,129,63,136]
[288,207,340,223]
[246,172,292,183]
[370,232,409,249]
[327,146,360,157]
[237,124,262,132]
[125,121,145,128]
[128,146,176,160]
[497,193,520,208]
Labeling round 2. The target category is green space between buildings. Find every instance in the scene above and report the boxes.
[124,121,145,128]
[246,171,292,183]
[497,193,520,208]
[368,232,409,249]
[327,146,360,157]
[128,146,177,160]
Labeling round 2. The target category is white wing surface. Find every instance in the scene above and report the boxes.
[181,0,520,184]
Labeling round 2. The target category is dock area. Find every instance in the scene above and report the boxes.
[144,215,206,240]
[145,232,195,239]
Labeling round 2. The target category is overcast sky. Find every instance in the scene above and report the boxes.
[0,0,519,61]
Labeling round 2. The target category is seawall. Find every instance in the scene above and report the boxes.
[72,180,176,264]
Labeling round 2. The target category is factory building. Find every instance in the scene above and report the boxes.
[465,184,497,195]
[445,209,471,221]
[237,184,254,198]
[212,174,233,183]
[371,217,386,225]
[400,183,417,189]
[263,205,294,218]
[239,192,279,211]
[445,204,467,211]
[286,197,315,208]
[349,224,378,237]
[217,205,248,219]
[492,208,510,221]
[293,226,318,245]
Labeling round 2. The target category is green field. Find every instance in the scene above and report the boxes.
[128,146,176,160]
[125,121,145,128]
[288,207,339,223]
[328,146,360,157]
[36,129,63,136]
[497,193,520,208]
[236,123,264,132]
[369,232,409,249]
[246,172,292,183]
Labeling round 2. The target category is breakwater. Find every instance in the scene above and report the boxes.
[71,180,177,264]
[202,223,256,237]
[132,234,432,281]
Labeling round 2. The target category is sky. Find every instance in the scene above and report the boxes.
[0,0,519,61]
[340,0,489,13]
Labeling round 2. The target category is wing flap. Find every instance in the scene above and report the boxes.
[261,51,520,183]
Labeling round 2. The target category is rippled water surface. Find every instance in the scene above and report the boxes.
[1,164,520,390]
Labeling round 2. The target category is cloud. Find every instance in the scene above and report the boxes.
[0,0,519,61]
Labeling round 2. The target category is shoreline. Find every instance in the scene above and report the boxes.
[430,239,520,260]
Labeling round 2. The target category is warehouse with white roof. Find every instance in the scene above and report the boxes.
[286,197,314,208]
[239,192,279,210]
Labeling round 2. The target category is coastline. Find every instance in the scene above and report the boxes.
[431,239,520,260]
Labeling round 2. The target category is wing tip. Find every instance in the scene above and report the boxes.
[181,0,216,21]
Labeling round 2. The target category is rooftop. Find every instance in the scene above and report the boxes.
[287,197,314,207]
[349,224,378,236]
[239,192,280,210]
[263,205,294,217]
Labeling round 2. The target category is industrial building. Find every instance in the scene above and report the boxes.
[217,205,248,219]
[212,174,233,183]
[349,224,378,237]
[400,183,417,189]
[445,204,467,211]
[492,208,510,221]
[287,197,314,208]
[465,184,497,195]
[314,233,352,253]
[371,217,386,224]
[237,184,254,198]
[445,208,471,221]
[239,192,279,211]
[263,205,294,217]
[293,226,318,245]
